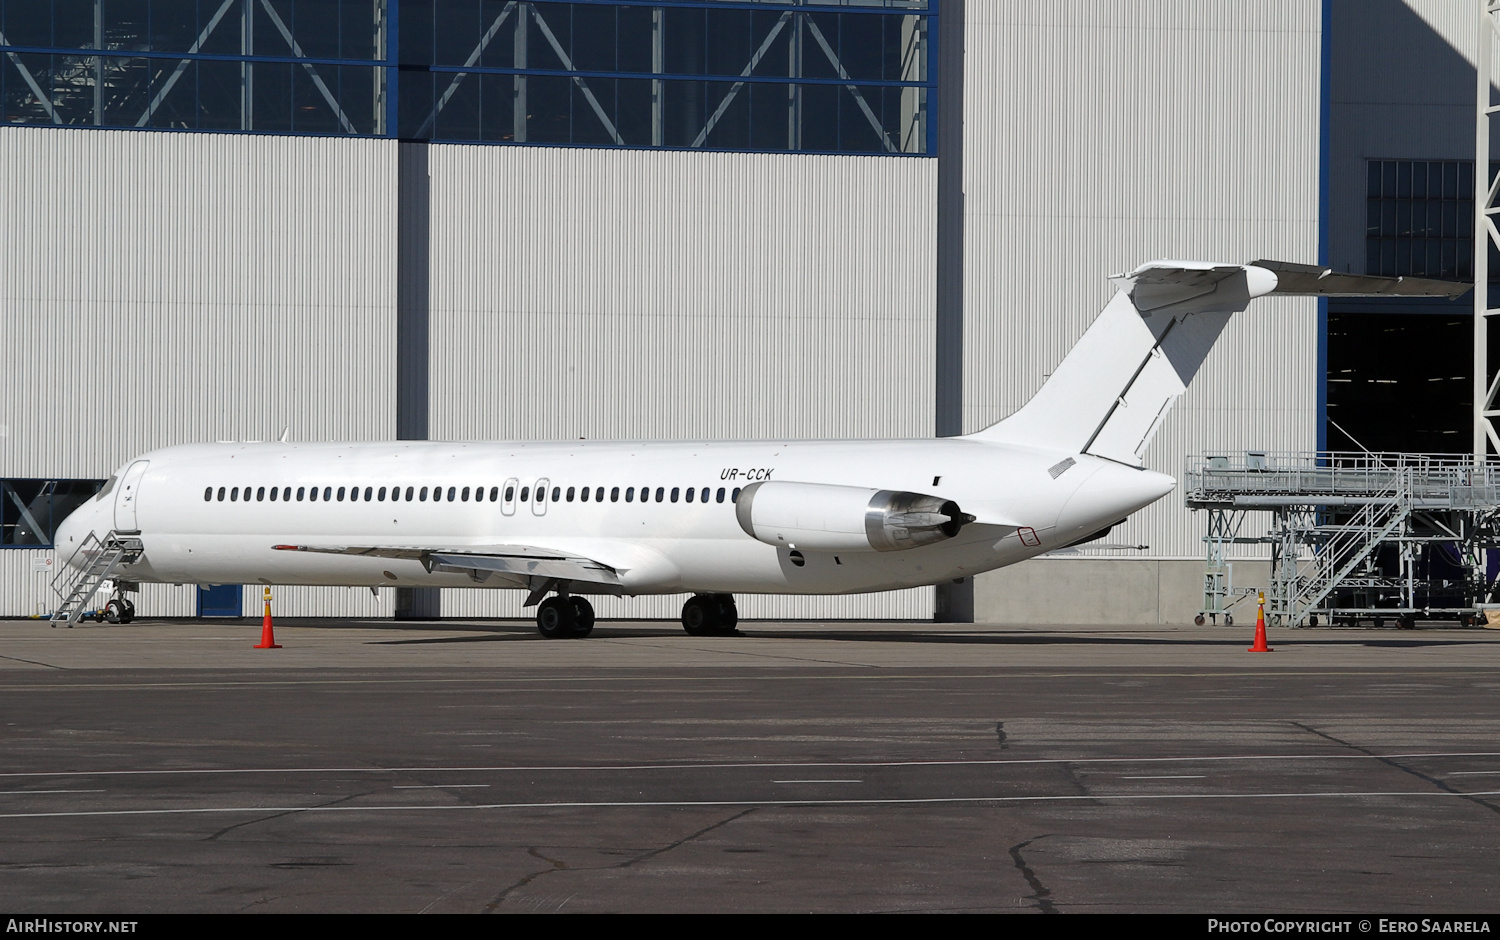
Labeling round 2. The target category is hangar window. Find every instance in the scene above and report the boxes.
[1365,159,1500,280]
[0,2,935,158]
[1,479,107,547]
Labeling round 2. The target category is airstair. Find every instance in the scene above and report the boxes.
[49,531,143,627]
[1185,452,1500,627]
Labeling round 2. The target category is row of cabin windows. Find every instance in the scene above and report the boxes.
[202,484,745,505]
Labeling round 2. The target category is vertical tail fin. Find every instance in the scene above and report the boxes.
[968,260,1468,466]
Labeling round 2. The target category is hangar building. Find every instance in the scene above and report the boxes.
[0,1,1479,623]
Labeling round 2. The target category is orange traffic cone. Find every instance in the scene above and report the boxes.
[1247,590,1273,653]
[255,586,282,649]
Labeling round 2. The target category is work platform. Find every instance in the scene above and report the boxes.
[1184,452,1500,627]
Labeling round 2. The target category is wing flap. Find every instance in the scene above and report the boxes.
[272,543,623,586]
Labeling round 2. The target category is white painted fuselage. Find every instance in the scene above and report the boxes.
[54,437,1174,598]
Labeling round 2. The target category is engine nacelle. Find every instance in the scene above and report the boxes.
[734,481,974,553]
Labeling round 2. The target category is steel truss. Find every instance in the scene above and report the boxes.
[0,0,377,134]
[1187,452,1500,627]
[417,2,928,151]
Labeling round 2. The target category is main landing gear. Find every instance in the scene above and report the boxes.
[535,595,596,639]
[681,594,739,637]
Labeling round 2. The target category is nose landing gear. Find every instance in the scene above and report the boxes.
[681,594,739,636]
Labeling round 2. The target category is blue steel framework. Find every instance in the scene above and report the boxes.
[0,0,936,154]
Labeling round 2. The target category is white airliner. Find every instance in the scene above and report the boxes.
[53,260,1463,636]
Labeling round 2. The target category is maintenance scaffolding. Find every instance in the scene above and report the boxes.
[1184,452,1500,627]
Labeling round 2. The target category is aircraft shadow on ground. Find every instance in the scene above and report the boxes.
[365,625,1494,648]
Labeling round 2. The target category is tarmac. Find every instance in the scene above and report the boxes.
[2,616,1499,914]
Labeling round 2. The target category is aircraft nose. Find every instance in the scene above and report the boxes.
[53,499,97,568]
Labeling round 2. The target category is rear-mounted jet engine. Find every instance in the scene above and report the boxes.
[734,481,975,553]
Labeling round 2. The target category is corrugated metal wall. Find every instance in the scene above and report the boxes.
[963,1,1322,565]
[1,126,398,475]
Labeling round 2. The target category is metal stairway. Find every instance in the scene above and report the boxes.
[49,531,143,627]
[1186,452,1500,626]
[1270,483,1410,627]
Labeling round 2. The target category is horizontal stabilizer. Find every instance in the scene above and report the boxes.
[1249,259,1469,298]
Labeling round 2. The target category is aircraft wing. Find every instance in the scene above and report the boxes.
[272,542,623,587]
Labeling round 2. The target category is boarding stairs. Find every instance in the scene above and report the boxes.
[1268,479,1409,627]
[49,531,143,627]
[1186,452,1500,627]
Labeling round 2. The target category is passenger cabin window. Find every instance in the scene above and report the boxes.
[732,487,742,502]
[504,486,514,502]
[489,486,499,501]
[656,487,665,502]
[577,486,586,502]
[204,487,212,501]
[378,486,387,501]
[337,486,346,501]
[520,487,530,502]
[323,486,332,501]
[716,487,725,503]
[671,487,680,503]
[684,487,693,503]
[419,486,428,501]
[231,487,239,501]
[269,487,277,501]
[610,487,619,502]
[566,486,575,502]
[596,487,605,502]
[217,486,225,501]
[405,486,414,501]
[461,486,470,502]
[447,486,456,501]
[700,487,710,502]
[625,487,634,502]
[552,487,561,502]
